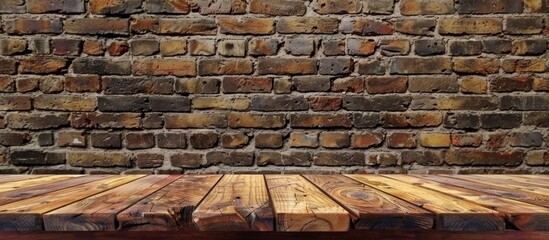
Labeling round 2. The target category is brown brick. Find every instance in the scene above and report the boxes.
[34,95,96,112]
[73,58,131,75]
[258,58,317,75]
[0,76,14,93]
[277,17,339,34]
[165,113,226,129]
[387,132,416,149]
[290,113,352,128]
[27,0,85,13]
[257,151,312,167]
[159,39,186,56]
[394,18,436,36]
[365,77,408,94]
[322,39,346,56]
[130,39,159,56]
[525,151,549,166]
[107,41,129,56]
[170,153,203,168]
[188,39,216,56]
[218,39,246,57]
[379,39,410,56]
[221,132,249,149]
[102,77,174,95]
[343,95,410,111]
[439,18,503,35]
[30,38,51,56]
[512,40,547,56]
[363,0,394,14]
[308,96,341,111]
[10,150,66,166]
[158,19,217,35]
[382,112,443,128]
[135,153,163,168]
[506,17,544,35]
[7,113,69,130]
[481,113,522,129]
[190,131,218,149]
[390,57,452,75]
[0,59,17,75]
[91,133,122,149]
[451,133,483,147]
[66,18,129,35]
[250,0,307,16]
[133,59,196,77]
[411,96,498,110]
[347,39,376,56]
[367,152,398,166]
[222,77,272,93]
[192,97,250,111]
[357,59,386,75]
[509,132,544,147]
[0,132,31,146]
[249,38,279,56]
[351,132,383,149]
[142,113,163,129]
[19,57,67,74]
[156,132,186,149]
[400,0,454,15]
[251,96,309,111]
[340,18,394,35]
[5,18,63,35]
[533,77,549,91]
[199,59,253,76]
[176,78,220,94]
[491,76,533,92]
[445,150,523,166]
[65,75,101,93]
[457,0,523,14]
[502,59,546,73]
[83,39,105,56]
[419,133,451,148]
[449,40,482,56]
[482,39,512,54]
[293,76,331,92]
[0,0,25,13]
[524,0,549,13]
[68,152,130,167]
[319,132,349,149]
[289,132,318,148]
[453,58,500,75]
[0,39,26,56]
[130,16,159,34]
[16,78,38,93]
[70,113,141,129]
[273,77,292,94]
[218,18,275,35]
[193,0,247,15]
[228,113,286,129]
[312,0,361,14]
[255,132,283,149]
[57,131,86,147]
[444,113,480,130]
[332,77,364,93]
[460,76,488,94]
[402,151,444,166]
[409,76,458,93]
[205,151,254,166]
[90,0,142,14]
[52,39,82,56]
[125,132,155,149]
[314,152,365,166]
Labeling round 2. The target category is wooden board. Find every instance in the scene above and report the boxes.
[43,175,180,231]
[303,175,434,230]
[386,175,549,231]
[0,175,110,206]
[0,175,50,184]
[0,175,144,231]
[193,175,273,231]
[346,174,505,231]
[0,175,82,193]
[265,175,349,232]
[479,175,549,189]
[449,175,549,197]
[117,175,221,231]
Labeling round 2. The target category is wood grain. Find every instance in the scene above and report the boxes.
[480,175,549,189]
[117,175,221,231]
[303,175,434,230]
[193,175,273,231]
[0,175,49,184]
[0,175,82,193]
[387,175,549,231]
[43,175,180,231]
[0,175,144,231]
[449,175,549,197]
[346,174,505,231]
[265,175,350,232]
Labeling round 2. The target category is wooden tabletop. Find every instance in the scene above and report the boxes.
[0,174,548,232]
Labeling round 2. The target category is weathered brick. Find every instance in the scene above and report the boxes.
[222,77,272,94]
[0,132,31,146]
[8,113,69,130]
[509,132,543,147]
[251,95,309,111]
[51,39,81,56]
[460,76,488,94]
[274,78,292,94]
[445,150,523,166]
[218,18,275,35]
[482,39,512,54]
[5,18,63,35]
[390,57,452,75]
[70,113,141,129]
[400,0,454,15]
[249,38,278,56]
[502,59,546,73]
[91,133,122,149]
[367,152,398,166]
[73,58,131,75]
[319,132,349,149]
[130,39,159,56]
[206,151,254,166]
[293,76,331,92]
[347,38,376,56]
[365,77,407,94]
[525,151,549,166]
[19,57,67,74]
[285,38,315,56]
[411,96,498,110]
[158,19,217,35]
[250,0,307,16]
[27,0,85,13]
[0,96,31,111]
[506,17,544,35]
[0,59,16,75]
[90,0,142,14]
[457,0,523,14]
[156,133,186,149]
[533,77,549,91]
[255,132,283,149]
[176,78,219,94]
[0,0,25,13]
[363,0,394,14]
[130,16,159,34]
[380,39,410,56]
[0,76,14,93]
[149,96,191,112]
[188,39,216,56]
[501,96,549,110]
[34,95,96,111]
[199,59,253,76]
[193,0,247,15]
[68,152,130,167]
[512,40,547,56]
[218,40,246,57]
[170,153,203,169]
[221,132,249,149]
[444,113,481,130]
[439,18,503,35]
[192,97,250,111]
[419,133,450,148]
[159,39,186,56]
[257,151,312,167]
[395,18,436,36]
[97,96,149,112]
[278,17,339,34]
[409,76,458,93]
[481,113,522,129]
[40,76,64,94]
[353,113,380,128]
[451,133,483,147]
[165,113,227,129]
[308,96,341,111]
[524,0,549,13]
[289,132,318,148]
[107,41,129,56]
[11,150,66,166]
[190,131,218,149]
[66,18,129,35]
[449,40,482,56]
[228,113,286,129]
[83,39,104,56]
[382,112,442,128]
[322,39,346,56]
[0,39,26,56]
[340,18,394,36]
[312,0,361,14]
[142,113,163,129]
[102,77,174,95]
[134,59,196,77]
[134,153,163,169]
[57,131,86,147]
[491,76,533,92]
[314,152,365,166]
[16,78,38,93]
[351,132,383,149]
[343,95,410,111]
[357,59,385,75]
[290,113,352,128]
[402,151,444,166]
[453,58,500,75]
[38,132,54,146]
[332,77,363,93]
[125,132,155,149]
[387,132,416,149]
[258,58,317,75]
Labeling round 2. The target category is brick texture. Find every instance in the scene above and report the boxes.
[0,1,547,174]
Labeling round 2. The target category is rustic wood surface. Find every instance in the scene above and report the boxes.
[0,174,547,233]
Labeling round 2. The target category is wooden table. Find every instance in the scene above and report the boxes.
[0,174,548,237]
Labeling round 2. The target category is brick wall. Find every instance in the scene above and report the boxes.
[0,0,548,174]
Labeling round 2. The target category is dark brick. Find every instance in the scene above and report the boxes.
[73,58,131,75]
[445,150,523,166]
[90,0,143,14]
[481,113,522,129]
[457,0,523,14]
[290,113,352,128]
[482,39,512,54]
[365,77,408,94]
[7,113,69,130]
[506,17,544,34]
[524,112,549,127]
[257,58,317,75]
[91,133,122,149]
[157,133,186,149]
[52,39,81,56]
[37,132,54,146]
[491,76,533,92]
[170,153,203,169]
[65,18,129,35]
[125,132,155,149]
[512,40,547,56]
[142,113,163,129]
[500,96,549,110]
[222,77,272,93]
[27,0,85,13]
[103,77,174,95]
[98,96,149,112]
[257,151,312,167]
[353,113,380,128]
[10,150,65,166]
[190,131,218,149]
[205,151,254,166]
[176,78,220,94]
[149,96,191,112]
[444,113,481,130]
[402,151,444,166]
[449,40,482,56]
[343,95,411,111]
[293,76,331,92]
[70,113,141,129]
[394,18,436,36]
[255,132,283,149]
[314,152,365,166]
[509,132,543,147]
[357,59,386,75]
[0,59,17,74]
[382,112,443,128]
[0,132,31,146]
[251,96,309,111]
[5,18,63,35]
[390,57,452,75]
[136,153,163,168]
[319,58,353,75]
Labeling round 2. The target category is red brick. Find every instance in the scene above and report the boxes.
[387,132,416,149]
[222,77,272,93]
[340,18,394,35]
[308,96,342,111]
[57,131,86,147]
[65,75,101,93]
[5,18,63,35]
[19,57,67,74]
[133,59,196,77]
[445,150,523,166]
[351,132,384,149]
[365,77,408,94]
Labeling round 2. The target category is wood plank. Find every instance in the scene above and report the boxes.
[0,175,110,206]
[193,175,273,231]
[303,175,434,230]
[117,175,221,231]
[449,175,549,197]
[0,175,144,231]
[0,175,82,193]
[265,175,349,232]
[0,175,50,184]
[420,175,549,208]
[479,175,549,189]
[386,175,549,231]
[43,175,180,231]
[346,174,505,231]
